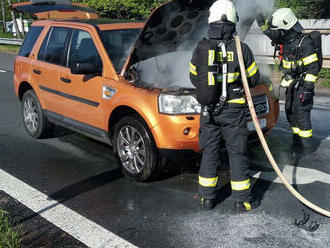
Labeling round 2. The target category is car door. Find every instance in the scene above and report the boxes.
[57,28,104,130]
[31,26,72,112]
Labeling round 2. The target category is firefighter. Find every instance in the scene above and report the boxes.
[190,0,260,211]
[257,8,320,156]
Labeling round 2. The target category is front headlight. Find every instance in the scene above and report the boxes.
[158,93,201,115]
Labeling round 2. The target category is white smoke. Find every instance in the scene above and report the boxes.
[133,0,277,89]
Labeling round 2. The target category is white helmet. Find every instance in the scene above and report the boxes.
[269,8,298,30]
[208,0,238,24]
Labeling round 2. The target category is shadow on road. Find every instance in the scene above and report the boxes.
[19,169,123,225]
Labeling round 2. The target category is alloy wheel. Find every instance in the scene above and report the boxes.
[117,125,147,174]
[23,96,39,134]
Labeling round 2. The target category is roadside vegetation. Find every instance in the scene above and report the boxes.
[319,68,330,88]
[0,209,22,248]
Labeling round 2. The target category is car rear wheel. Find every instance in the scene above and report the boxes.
[21,90,54,139]
[113,114,162,181]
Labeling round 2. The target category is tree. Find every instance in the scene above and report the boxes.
[81,0,166,20]
[1,0,5,33]
[7,0,21,39]
[276,0,330,19]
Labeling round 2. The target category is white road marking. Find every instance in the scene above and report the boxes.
[0,69,6,73]
[0,169,137,248]
[251,165,330,185]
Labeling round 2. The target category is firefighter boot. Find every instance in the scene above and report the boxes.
[234,199,261,212]
[198,197,216,210]
[290,134,304,159]
[301,137,314,155]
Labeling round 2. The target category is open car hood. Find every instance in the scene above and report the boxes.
[10,0,98,20]
[122,0,257,75]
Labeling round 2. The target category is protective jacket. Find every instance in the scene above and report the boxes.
[281,32,319,88]
[261,21,320,144]
[189,23,259,107]
[191,22,260,202]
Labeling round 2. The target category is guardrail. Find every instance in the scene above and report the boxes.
[0,38,23,46]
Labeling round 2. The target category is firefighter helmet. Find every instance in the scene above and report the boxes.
[269,8,298,30]
[208,0,238,24]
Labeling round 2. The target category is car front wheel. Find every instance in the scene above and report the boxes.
[113,115,162,181]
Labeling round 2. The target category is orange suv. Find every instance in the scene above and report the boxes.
[13,0,279,181]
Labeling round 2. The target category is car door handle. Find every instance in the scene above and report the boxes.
[33,69,41,75]
[60,77,71,84]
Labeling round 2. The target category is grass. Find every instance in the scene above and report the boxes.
[0,30,21,54]
[0,209,22,248]
[0,44,20,54]
[319,68,330,88]
[0,30,16,39]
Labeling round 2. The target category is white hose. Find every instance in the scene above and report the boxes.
[234,35,330,218]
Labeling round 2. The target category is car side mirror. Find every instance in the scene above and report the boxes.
[71,63,99,75]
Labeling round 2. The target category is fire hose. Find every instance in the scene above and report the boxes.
[234,35,330,218]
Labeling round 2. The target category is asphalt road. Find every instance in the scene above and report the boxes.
[1,52,330,248]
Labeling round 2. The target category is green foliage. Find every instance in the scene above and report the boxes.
[80,0,166,20]
[275,0,330,19]
[0,29,15,38]
[0,210,22,248]
[319,68,330,88]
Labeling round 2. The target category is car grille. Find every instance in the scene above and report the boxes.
[245,94,269,119]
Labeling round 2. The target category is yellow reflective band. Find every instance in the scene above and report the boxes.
[299,129,313,138]
[228,72,240,83]
[292,127,299,134]
[282,59,292,69]
[243,202,252,211]
[231,179,251,191]
[228,97,246,104]
[208,72,215,86]
[215,51,234,62]
[302,53,318,66]
[190,63,197,76]
[199,176,218,187]
[246,62,258,78]
[282,59,303,69]
[304,74,318,83]
[208,50,215,66]
[216,72,240,83]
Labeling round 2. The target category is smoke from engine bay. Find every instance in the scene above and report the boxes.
[133,0,276,90]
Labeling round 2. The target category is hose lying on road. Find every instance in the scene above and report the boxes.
[234,35,330,218]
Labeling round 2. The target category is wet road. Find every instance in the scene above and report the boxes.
[1,52,330,247]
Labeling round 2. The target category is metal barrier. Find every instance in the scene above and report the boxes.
[0,38,23,46]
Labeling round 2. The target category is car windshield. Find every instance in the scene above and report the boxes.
[101,28,141,72]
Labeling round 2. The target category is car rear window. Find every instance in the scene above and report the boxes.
[101,29,140,72]
[18,26,44,57]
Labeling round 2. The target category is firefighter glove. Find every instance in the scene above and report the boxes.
[280,74,294,88]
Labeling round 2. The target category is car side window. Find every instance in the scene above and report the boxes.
[38,27,72,66]
[68,29,103,73]
[19,26,44,57]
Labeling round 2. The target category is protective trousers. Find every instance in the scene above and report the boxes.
[285,82,313,150]
[198,107,251,202]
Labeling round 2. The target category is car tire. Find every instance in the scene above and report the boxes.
[113,114,162,182]
[21,90,54,139]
